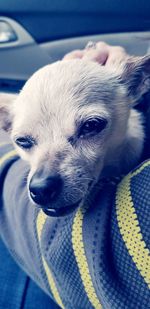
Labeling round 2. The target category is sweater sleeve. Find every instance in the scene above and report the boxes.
[0,134,54,299]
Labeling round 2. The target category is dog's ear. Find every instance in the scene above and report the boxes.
[120,55,150,106]
[0,93,17,131]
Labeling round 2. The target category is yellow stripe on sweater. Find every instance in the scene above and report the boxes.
[116,161,150,288]
[72,205,102,309]
[0,142,11,148]
[36,210,65,309]
[0,149,17,166]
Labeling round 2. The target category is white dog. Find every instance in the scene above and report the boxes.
[0,53,149,216]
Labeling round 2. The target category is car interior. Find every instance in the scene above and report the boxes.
[0,1,150,93]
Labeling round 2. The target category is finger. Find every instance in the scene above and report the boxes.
[83,48,108,64]
[63,50,84,60]
[105,46,128,66]
[83,41,110,64]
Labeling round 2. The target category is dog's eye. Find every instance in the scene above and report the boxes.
[15,136,35,150]
[79,118,107,138]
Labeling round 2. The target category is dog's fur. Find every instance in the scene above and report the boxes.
[0,56,150,212]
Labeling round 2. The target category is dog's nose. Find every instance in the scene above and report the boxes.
[29,174,62,206]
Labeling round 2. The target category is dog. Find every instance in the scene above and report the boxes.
[0,54,150,216]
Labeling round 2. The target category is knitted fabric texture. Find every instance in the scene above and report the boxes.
[0,141,149,309]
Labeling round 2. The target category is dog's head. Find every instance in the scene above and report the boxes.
[0,56,150,216]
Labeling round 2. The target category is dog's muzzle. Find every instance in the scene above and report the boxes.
[29,170,81,217]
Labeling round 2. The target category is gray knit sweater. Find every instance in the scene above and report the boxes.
[0,131,150,309]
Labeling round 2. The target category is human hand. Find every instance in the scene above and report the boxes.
[63,41,128,66]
